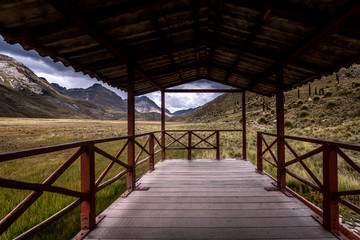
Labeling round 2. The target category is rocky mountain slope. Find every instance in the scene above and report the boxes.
[172,107,198,116]
[52,83,127,112]
[171,65,360,133]
[0,54,193,120]
[53,83,176,116]
[0,54,127,119]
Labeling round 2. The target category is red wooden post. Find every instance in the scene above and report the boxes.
[323,144,339,233]
[127,64,136,191]
[216,131,220,160]
[161,90,166,161]
[242,91,247,160]
[257,132,263,173]
[188,131,192,160]
[80,143,96,230]
[276,65,286,190]
[149,133,155,171]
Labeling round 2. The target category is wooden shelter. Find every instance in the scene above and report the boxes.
[1,0,360,239]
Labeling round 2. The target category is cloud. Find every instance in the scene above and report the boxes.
[0,35,231,111]
[145,79,230,113]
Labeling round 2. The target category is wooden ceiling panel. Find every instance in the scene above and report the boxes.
[0,0,359,96]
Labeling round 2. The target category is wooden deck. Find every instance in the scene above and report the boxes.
[84,159,337,239]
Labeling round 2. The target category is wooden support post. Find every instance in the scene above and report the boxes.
[276,65,286,191]
[80,143,96,230]
[323,144,339,233]
[149,133,155,171]
[216,131,220,160]
[127,64,136,191]
[188,131,192,160]
[257,132,263,173]
[242,91,247,160]
[161,90,166,161]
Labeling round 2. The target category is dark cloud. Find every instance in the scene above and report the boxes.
[1,35,230,111]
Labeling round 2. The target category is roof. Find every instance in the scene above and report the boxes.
[0,0,360,96]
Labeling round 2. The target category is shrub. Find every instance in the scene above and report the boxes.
[297,100,303,107]
[299,111,308,118]
[284,120,293,128]
[324,92,332,97]
[301,105,309,111]
[326,101,336,109]
[352,82,360,88]
[313,96,320,102]
[258,117,268,124]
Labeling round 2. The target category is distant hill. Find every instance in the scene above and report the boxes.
[52,83,127,112]
[0,54,127,120]
[172,108,197,116]
[0,54,172,121]
[53,83,173,116]
[171,65,360,130]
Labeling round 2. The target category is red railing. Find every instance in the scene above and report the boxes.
[163,130,242,160]
[257,132,360,238]
[0,129,241,239]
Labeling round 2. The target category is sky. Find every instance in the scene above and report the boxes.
[0,35,230,113]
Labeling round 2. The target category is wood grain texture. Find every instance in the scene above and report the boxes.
[85,159,336,239]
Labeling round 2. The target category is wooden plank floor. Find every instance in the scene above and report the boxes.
[85,159,337,239]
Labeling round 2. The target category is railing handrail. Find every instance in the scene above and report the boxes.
[258,131,360,151]
[257,131,360,239]
[0,129,243,239]
[0,129,242,161]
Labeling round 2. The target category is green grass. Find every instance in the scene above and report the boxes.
[1,117,359,238]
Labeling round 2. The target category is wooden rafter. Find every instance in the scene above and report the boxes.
[246,1,360,91]
[207,0,224,78]
[47,0,162,91]
[148,7,185,82]
[224,8,271,83]
[192,0,201,78]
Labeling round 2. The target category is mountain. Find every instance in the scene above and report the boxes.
[134,96,171,115]
[52,83,126,112]
[54,83,172,116]
[0,54,173,121]
[0,54,126,120]
[172,108,197,116]
[171,65,360,131]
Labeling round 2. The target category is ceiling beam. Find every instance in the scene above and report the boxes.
[207,0,224,78]
[192,0,201,78]
[236,0,329,24]
[165,89,242,93]
[47,0,162,91]
[224,8,271,83]
[148,7,185,82]
[245,1,360,91]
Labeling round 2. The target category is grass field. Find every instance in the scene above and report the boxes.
[0,118,244,239]
[0,117,359,239]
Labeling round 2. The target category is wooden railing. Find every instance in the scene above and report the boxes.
[257,132,360,238]
[0,129,241,239]
[163,130,242,160]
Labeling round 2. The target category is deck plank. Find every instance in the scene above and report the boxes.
[85,159,337,239]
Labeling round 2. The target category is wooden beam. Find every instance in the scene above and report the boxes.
[149,8,185,82]
[47,0,162,91]
[127,64,136,191]
[164,89,242,93]
[276,65,286,191]
[242,91,247,160]
[161,90,166,161]
[207,0,224,78]
[224,9,271,83]
[246,1,360,91]
[192,0,201,78]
